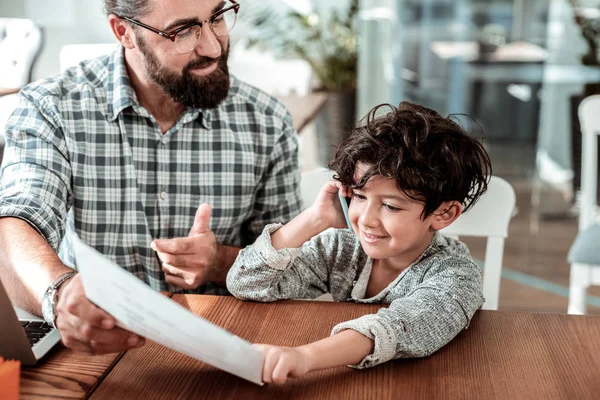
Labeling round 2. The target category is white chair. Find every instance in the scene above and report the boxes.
[0,18,43,150]
[567,95,600,315]
[0,18,42,88]
[441,176,516,310]
[59,43,118,72]
[300,168,334,210]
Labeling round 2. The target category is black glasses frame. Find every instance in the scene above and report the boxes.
[120,0,240,43]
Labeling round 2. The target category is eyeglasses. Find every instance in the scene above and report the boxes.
[120,0,240,54]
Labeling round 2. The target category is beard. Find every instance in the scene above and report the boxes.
[135,35,231,109]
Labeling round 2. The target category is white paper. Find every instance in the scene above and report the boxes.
[72,236,263,385]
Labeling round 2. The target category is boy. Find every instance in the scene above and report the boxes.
[227,102,492,384]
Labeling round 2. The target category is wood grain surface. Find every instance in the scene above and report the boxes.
[91,295,600,400]
[20,348,122,400]
[19,293,172,399]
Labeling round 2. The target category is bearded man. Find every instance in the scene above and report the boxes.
[0,0,301,354]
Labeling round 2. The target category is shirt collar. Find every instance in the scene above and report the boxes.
[105,47,139,122]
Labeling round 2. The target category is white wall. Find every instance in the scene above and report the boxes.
[0,0,115,81]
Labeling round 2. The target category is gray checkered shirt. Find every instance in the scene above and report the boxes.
[0,47,302,294]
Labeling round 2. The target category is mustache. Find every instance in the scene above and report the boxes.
[186,56,220,71]
[184,41,230,72]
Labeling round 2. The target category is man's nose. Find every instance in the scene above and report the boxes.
[194,23,222,59]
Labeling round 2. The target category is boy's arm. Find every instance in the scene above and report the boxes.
[270,208,329,249]
[330,257,485,369]
[257,330,374,384]
[226,224,343,302]
[227,180,352,301]
[299,329,375,371]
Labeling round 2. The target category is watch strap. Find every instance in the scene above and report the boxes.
[49,271,77,292]
[44,271,77,327]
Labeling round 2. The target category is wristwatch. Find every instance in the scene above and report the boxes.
[41,271,77,328]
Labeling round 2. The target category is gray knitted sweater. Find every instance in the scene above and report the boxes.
[226,224,485,369]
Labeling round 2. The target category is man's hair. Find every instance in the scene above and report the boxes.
[329,101,492,218]
[103,0,152,18]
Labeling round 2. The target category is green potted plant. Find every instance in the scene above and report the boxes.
[247,1,359,157]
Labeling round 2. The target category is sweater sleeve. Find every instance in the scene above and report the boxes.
[331,256,485,368]
[227,223,335,301]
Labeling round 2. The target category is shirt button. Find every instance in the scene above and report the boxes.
[160,191,167,200]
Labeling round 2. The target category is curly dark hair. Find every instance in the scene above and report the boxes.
[329,101,492,218]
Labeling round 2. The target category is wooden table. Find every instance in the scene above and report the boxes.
[279,92,328,133]
[20,349,121,399]
[21,295,600,399]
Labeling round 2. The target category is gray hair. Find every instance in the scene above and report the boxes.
[103,0,153,18]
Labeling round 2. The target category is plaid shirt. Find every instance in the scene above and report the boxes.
[0,47,302,294]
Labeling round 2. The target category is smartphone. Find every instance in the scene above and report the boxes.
[338,189,354,232]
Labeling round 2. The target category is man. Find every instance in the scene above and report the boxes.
[0,0,301,355]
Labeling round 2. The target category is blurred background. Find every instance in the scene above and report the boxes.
[1,0,599,314]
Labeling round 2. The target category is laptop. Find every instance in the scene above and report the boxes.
[0,279,61,365]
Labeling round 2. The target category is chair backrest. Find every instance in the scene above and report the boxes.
[300,168,334,209]
[0,19,42,148]
[59,43,119,72]
[578,95,600,232]
[0,18,42,88]
[441,176,516,310]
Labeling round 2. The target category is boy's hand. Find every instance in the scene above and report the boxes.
[255,344,312,384]
[308,181,351,231]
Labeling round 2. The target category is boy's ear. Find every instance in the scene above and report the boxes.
[430,201,462,231]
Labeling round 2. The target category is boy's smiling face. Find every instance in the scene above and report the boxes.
[348,165,459,269]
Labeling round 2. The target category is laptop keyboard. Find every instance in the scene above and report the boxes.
[20,320,53,347]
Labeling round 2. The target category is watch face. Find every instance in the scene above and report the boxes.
[41,292,54,326]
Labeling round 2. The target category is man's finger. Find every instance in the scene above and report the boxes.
[91,336,146,355]
[88,328,146,354]
[161,262,186,278]
[164,272,196,290]
[189,203,212,236]
[156,252,200,269]
[151,236,197,255]
[61,335,95,354]
[60,312,145,354]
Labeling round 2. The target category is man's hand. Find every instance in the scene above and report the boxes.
[54,274,145,354]
[151,203,219,290]
[255,344,312,384]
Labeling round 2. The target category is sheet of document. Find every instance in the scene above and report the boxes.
[72,236,263,385]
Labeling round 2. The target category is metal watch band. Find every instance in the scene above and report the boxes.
[50,271,77,291]
[46,271,77,328]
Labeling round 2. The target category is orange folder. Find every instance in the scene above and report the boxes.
[0,356,20,400]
